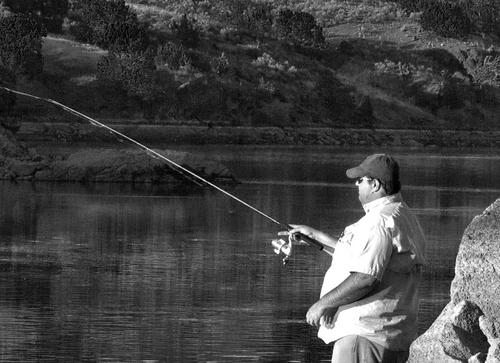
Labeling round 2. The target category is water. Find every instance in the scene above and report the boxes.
[0,145,498,362]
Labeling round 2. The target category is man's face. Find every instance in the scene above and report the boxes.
[355,176,373,205]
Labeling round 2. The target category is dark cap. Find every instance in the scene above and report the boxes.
[346,153,399,185]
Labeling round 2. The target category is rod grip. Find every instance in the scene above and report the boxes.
[292,232,324,251]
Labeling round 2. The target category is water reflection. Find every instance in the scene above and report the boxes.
[0,147,498,362]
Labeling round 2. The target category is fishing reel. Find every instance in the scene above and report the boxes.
[271,233,294,265]
[271,230,324,265]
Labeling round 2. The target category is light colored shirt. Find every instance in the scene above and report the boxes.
[318,193,426,351]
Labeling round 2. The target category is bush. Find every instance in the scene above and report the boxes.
[275,9,324,47]
[155,41,190,70]
[3,0,68,33]
[252,52,297,73]
[170,14,200,48]
[175,75,226,120]
[0,14,47,78]
[69,0,149,52]
[420,1,471,38]
[211,52,229,75]
[222,0,274,38]
[462,0,500,37]
[97,50,157,99]
[469,55,500,88]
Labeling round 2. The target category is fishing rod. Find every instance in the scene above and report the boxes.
[0,86,324,263]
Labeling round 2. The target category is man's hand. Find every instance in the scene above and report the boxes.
[306,302,338,327]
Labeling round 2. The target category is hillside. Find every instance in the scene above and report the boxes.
[4,0,500,143]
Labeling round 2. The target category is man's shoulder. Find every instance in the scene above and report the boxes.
[360,210,393,231]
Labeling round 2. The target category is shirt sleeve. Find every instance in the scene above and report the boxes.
[345,222,393,280]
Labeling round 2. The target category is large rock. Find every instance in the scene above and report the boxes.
[408,199,500,363]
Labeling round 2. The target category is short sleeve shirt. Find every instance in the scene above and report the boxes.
[317,193,426,350]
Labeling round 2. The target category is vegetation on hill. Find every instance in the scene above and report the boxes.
[1,0,500,135]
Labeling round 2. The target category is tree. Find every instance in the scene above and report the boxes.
[0,14,47,78]
[3,0,69,33]
[69,0,149,52]
[275,9,325,47]
[97,50,176,118]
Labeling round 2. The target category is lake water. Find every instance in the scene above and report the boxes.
[0,145,498,362]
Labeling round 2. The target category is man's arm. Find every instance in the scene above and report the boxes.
[306,272,379,327]
[286,225,338,255]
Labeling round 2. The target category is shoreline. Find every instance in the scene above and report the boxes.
[17,122,500,149]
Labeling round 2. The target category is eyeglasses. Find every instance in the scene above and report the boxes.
[355,177,372,185]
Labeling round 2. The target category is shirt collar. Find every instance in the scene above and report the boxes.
[362,192,402,213]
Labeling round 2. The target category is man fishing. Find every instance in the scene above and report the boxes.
[3,87,426,362]
[285,153,426,363]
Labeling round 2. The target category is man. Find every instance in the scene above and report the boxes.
[287,153,426,363]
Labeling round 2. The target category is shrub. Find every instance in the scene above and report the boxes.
[469,55,500,88]
[274,9,324,47]
[97,51,156,99]
[69,0,149,52]
[212,0,274,39]
[211,52,229,75]
[252,52,296,73]
[0,14,47,78]
[175,75,226,120]
[462,0,500,37]
[170,14,200,48]
[3,0,69,33]
[155,41,190,70]
[184,49,212,72]
[420,1,471,38]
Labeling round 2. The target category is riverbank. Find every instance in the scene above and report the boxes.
[17,122,500,149]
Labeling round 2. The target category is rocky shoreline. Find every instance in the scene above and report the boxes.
[408,200,500,363]
[5,121,497,182]
[0,124,237,184]
[2,148,237,185]
[16,122,500,149]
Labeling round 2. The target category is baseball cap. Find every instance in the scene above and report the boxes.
[346,153,399,185]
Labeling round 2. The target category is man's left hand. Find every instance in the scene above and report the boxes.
[306,302,338,327]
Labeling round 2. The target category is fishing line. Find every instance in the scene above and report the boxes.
[0,87,288,224]
[0,86,323,256]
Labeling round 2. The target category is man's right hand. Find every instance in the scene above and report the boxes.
[280,225,338,255]
[281,225,317,243]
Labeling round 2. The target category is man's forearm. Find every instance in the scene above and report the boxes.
[318,272,379,308]
[306,272,379,326]
[305,228,338,256]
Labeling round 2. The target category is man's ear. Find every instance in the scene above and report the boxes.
[372,179,382,192]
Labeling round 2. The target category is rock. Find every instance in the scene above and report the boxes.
[409,199,500,362]
[10,160,42,178]
[479,316,500,363]
[452,301,485,332]
[452,201,500,317]
[440,301,489,360]
[408,303,462,363]
[469,352,488,363]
